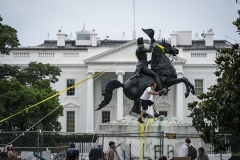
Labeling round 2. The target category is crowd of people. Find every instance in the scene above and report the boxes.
[86,138,209,160]
[0,139,209,160]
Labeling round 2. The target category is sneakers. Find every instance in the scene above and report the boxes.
[154,113,160,118]
[137,118,144,123]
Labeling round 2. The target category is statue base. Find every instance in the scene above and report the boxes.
[98,115,198,134]
[96,115,199,160]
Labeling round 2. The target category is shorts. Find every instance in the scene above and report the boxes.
[140,99,154,110]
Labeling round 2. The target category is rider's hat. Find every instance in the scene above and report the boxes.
[142,28,154,39]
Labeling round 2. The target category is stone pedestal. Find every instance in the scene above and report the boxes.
[99,115,197,134]
[97,115,198,160]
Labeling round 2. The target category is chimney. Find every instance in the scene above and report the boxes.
[91,29,98,46]
[57,30,67,47]
[205,29,214,46]
[133,31,136,40]
[170,32,177,46]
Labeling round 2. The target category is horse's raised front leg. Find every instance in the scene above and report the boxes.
[182,77,195,95]
[164,77,191,98]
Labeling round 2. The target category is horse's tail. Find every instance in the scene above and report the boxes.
[95,80,123,111]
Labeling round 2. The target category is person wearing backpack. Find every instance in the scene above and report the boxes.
[197,147,209,160]
[89,145,104,160]
[182,138,197,160]
[66,143,79,160]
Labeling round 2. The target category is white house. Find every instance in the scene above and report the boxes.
[0,28,231,133]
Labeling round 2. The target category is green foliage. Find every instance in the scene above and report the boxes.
[0,132,97,148]
[233,10,240,36]
[43,133,97,147]
[187,10,240,152]
[0,15,20,55]
[0,62,63,131]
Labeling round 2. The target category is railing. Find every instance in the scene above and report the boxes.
[0,131,237,160]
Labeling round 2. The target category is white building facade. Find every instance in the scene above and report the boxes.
[0,29,231,133]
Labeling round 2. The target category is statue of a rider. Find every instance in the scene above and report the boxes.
[131,29,166,93]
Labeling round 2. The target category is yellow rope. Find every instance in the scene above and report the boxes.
[0,54,137,123]
[155,44,165,53]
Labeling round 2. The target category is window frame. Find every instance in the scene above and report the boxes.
[66,79,76,96]
[194,79,204,96]
[159,111,168,117]
[77,34,91,40]
[66,111,75,132]
[102,111,111,124]
[100,107,113,124]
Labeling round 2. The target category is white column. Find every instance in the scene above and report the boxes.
[115,71,125,119]
[86,71,95,133]
[176,72,184,120]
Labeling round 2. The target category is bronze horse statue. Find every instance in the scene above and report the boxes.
[96,39,195,116]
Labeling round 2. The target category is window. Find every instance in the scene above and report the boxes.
[159,111,167,117]
[191,53,207,58]
[67,111,75,132]
[195,79,203,96]
[13,52,30,58]
[39,53,54,58]
[67,79,75,96]
[102,79,111,96]
[102,111,110,124]
[77,34,90,40]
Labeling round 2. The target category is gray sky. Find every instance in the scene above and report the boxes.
[0,0,239,46]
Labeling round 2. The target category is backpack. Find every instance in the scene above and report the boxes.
[67,148,76,158]
[104,148,110,160]
[188,145,197,160]
[0,151,8,158]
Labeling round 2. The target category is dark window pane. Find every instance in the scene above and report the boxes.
[102,111,110,124]
[195,79,203,96]
[77,34,90,40]
[67,111,75,132]
[159,111,167,117]
[67,79,75,96]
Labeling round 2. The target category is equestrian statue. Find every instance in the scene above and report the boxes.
[95,29,195,117]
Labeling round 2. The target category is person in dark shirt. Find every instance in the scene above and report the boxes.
[89,145,104,160]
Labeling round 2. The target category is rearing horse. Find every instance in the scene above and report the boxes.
[96,40,195,116]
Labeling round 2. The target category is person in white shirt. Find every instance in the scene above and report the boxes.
[183,138,191,157]
[138,82,161,123]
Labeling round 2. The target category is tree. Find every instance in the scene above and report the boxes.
[0,15,20,55]
[187,10,240,153]
[0,62,63,131]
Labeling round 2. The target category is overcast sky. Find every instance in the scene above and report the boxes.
[0,0,239,46]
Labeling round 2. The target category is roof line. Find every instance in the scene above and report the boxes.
[84,40,135,62]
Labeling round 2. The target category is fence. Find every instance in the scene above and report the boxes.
[0,131,239,160]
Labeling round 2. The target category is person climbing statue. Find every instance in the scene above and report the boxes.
[138,82,161,123]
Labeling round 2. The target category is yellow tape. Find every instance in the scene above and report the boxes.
[0,53,136,123]
[155,44,165,53]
